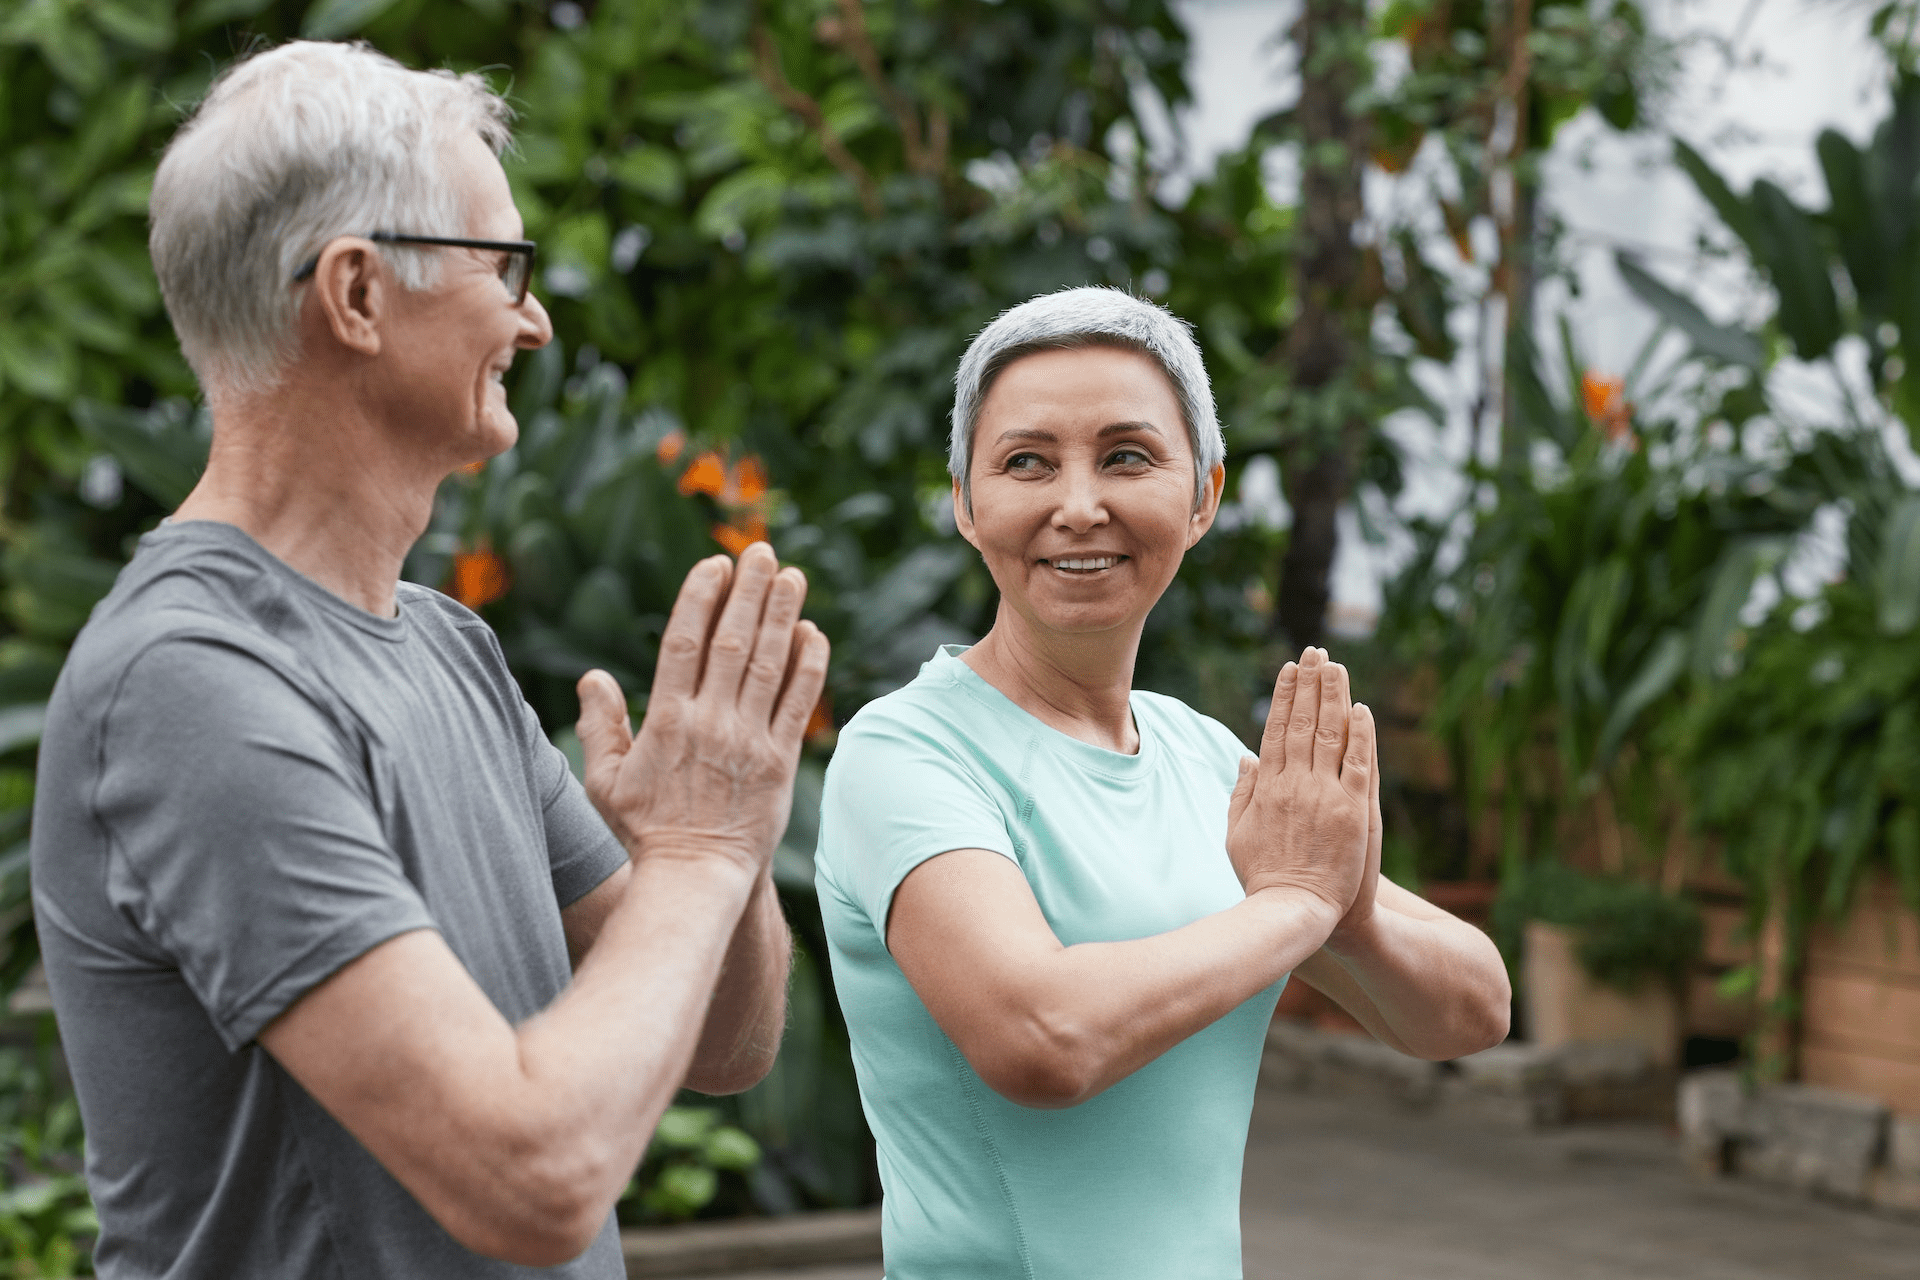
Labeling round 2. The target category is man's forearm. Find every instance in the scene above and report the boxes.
[1301,899,1511,1060]
[684,874,790,1094]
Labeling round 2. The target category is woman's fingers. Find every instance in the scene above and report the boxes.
[1340,703,1376,805]
[1258,663,1298,774]
[1314,656,1352,775]
[1284,648,1323,774]
[1228,755,1257,828]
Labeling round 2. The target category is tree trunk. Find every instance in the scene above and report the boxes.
[1275,0,1372,651]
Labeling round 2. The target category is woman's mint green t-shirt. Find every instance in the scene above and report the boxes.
[815,646,1286,1280]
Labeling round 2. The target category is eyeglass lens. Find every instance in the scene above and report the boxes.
[502,252,531,304]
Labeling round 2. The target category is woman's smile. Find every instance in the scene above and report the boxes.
[1043,554,1129,575]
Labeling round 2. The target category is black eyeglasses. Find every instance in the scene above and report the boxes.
[293,232,538,305]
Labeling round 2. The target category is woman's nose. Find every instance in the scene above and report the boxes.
[1050,467,1109,532]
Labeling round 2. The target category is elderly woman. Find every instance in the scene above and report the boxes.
[814,287,1511,1278]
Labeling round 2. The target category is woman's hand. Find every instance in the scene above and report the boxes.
[1225,648,1374,921]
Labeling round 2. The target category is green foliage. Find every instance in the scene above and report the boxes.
[0,1028,95,1275]
[619,1106,761,1224]
[1672,76,1920,429]
[1665,576,1920,923]
[1383,331,1825,874]
[1492,861,1701,992]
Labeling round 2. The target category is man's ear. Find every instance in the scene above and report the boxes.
[1187,461,1226,548]
[308,238,387,359]
[952,476,979,549]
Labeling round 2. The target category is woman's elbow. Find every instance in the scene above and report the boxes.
[968,1015,1104,1109]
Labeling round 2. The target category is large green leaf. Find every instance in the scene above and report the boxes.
[1594,629,1687,769]
[1817,129,1885,319]
[1874,494,1920,634]
[1674,139,1759,249]
[1614,253,1763,370]
[1751,179,1842,360]
[300,0,400,39]
[73,399,208,508]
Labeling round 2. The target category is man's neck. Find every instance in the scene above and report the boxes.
[960,604,1144,754]
[172,389,442,619]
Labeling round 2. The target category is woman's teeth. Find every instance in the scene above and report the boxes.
[1053,557,1118,571]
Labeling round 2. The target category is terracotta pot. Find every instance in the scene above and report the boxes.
[1801,876,1920,1115]
[1523,921,1680,1067]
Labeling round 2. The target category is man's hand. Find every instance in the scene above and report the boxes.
[1224,647,1374,918]
[575,542,829,876]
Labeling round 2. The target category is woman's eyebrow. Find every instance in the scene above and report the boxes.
[1098,421,1163,437]
[994,428,1058,444]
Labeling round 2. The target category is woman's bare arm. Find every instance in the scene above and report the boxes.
[887,648,1374,1108]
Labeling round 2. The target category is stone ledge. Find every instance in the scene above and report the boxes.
[622,1207,883,1278]
[1678,1069,1920,1213]
[1262,1019,1670,1128]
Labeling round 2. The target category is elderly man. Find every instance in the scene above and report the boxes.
[28,41,824,1278]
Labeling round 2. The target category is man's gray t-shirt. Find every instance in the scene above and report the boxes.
[30,520,629,1279]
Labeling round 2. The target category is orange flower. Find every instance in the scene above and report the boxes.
[656,429,687,465]
[1581,370,1624,420]
[677,450,727,498]
[710,512,769,556]
[730,455,769,504]
[448,548,511,609]
[805,692,833,743]
[1580,370,1635,445]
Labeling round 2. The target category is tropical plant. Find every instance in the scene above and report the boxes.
[1490,860,1701,992]
[618,1106,762,1224]
[0,1027,95,1276]
[1381,323,1832,882]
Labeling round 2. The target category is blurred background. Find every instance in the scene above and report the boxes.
[3,0,1920,1273]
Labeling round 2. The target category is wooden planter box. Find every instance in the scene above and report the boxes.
[1801,876,1920,1115]
[1523,921,1680,1067]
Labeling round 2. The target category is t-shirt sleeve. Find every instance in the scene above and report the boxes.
[94,638,437,1051]
[523,702,626,908]
[817,711,1015,948]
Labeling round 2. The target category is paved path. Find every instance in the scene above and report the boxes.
[1242,1088,1920,1279]
[671,1084,1920,1279]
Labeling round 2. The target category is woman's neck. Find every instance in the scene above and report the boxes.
[960,602,1143,754]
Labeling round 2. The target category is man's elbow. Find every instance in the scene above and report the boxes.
[684,1039,781,1096]
[432,1132,619,1266]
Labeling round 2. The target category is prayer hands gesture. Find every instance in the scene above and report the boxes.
[1225,648,1381,933]
[574,543,830,877]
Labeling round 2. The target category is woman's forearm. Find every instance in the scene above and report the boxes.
[1300,888,1511,1060]
[977,885,1341,1107]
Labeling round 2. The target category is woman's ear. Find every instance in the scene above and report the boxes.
[308,237,387,359]
[1187,461,1226,547]
[952,476,979,549]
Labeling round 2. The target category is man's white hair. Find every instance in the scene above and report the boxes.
[948,286,1225,510]
[149,41,513,396]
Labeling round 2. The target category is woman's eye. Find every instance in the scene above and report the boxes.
[1106,447,1151,467]
[1007,452,1043,471]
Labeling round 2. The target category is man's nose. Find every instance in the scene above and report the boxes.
[517,289,554,349]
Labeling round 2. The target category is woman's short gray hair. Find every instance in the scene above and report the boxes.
[948,286,1224,509]
[149,41,513,397]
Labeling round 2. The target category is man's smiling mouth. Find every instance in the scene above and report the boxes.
[1041,556,1127,574]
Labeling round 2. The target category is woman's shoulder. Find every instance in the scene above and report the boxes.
[1132,689,1252,770]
